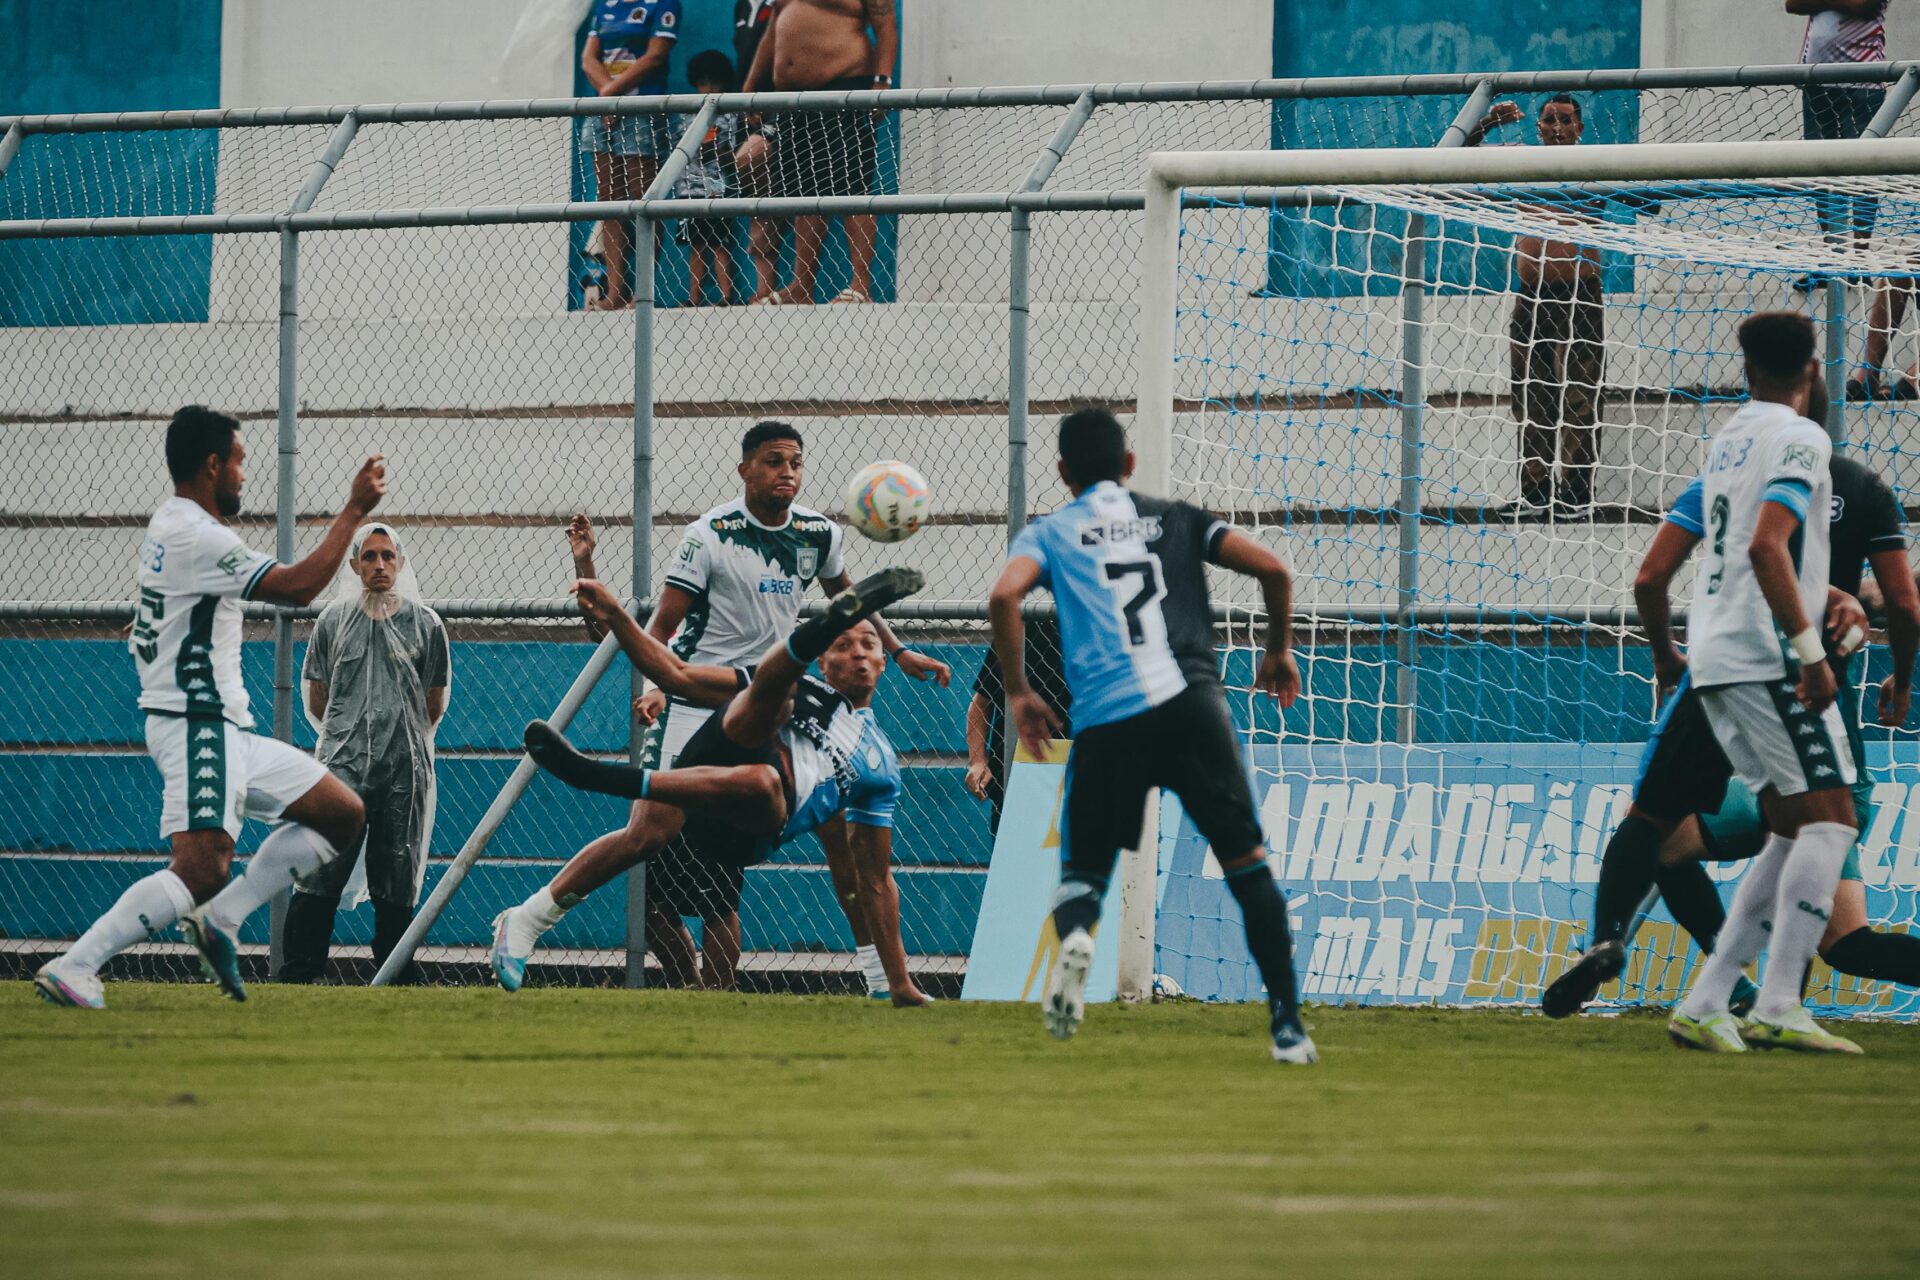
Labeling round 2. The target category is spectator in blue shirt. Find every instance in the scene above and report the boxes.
[580,0,683,309]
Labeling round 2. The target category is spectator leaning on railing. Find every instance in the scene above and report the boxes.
[1465,94,1605,521]
[742,0,897,305]
[580,0,682,310]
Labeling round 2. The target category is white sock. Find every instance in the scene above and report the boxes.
[200,824,338,937]
[65,869,196,974]
[1754,822,1854,1020]
[507,885,573,956]
[1679,834,1791,1019]
[856,943,887,994]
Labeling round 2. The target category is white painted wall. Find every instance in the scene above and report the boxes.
[1642,0,1915,71]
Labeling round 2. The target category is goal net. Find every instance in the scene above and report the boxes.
[1138,140,1920,1020]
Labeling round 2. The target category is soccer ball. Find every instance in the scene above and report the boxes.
[844,460,931,543]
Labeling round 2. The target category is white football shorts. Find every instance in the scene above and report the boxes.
[1697,680,1856,800]
[144,714,329,840]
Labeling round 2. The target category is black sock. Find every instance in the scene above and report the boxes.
[1050,876,1103,942]
[1225,864,1302,1028]
[371,897,419,985]
[1653,859,1726,955]
[525,720,652,799]
[1822,925,1920,985]
[1592,816,1663,945]
[276,890,339,983]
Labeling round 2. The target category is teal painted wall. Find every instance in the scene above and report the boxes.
[1266,1,1642,298]
[0,0,224,326]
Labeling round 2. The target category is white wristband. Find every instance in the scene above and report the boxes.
[1790,626,1826,666]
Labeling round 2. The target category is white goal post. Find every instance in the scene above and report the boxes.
[1121,137,1920,1007]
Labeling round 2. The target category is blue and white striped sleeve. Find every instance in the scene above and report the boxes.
[1665,476,1706,536]
[1009,519,1051,586]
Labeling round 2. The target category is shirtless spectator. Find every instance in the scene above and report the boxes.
[743,0,896,305]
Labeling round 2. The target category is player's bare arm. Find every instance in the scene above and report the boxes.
[573,578,742,709]
[1874,554,1920,725]
[1749,500,1835,711]
[252,456,386,607]
[1212,529,1300,707]
[566,514,609,643]
[987,555,1061,759]
[1634,521,1700,695]
[820,569,951,685]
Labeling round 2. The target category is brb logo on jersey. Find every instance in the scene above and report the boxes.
[759,578,796,595]
[1078,516,1161,547]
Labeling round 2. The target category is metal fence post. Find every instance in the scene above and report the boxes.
[626,210,657,990]
[1393,82,1494,743]
[0,123,24,179]
[616,101,714,989]
[269,228,299,973]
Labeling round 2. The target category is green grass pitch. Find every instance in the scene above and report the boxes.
[3,985,1917,1280]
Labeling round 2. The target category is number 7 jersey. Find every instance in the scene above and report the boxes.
[1686,400,1833,688]
[1008,480,1234,730]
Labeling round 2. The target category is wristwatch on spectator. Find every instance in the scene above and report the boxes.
[873,75,892,88]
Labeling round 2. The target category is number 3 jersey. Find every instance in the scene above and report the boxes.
[131,497,280,728]
[1008,481,1233,730]
[781,675,901,838]
[1686,400,1834,688]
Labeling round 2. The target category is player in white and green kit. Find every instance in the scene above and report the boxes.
[33,407,386,1009]
[549,421,948,997]
[1669,313,1864,1054]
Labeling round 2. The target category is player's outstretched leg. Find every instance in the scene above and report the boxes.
[525,720,653,799]
[785,566,925,666]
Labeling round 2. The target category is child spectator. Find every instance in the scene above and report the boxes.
[677,51,743,306]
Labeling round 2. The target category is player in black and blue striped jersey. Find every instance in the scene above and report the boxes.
[987,408,1315,1064]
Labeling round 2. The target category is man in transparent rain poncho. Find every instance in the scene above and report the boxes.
[280,523,450,983]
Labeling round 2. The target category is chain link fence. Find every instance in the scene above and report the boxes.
[6,63,1920,997]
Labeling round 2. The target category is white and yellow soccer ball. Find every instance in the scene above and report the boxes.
[844,460,931,543]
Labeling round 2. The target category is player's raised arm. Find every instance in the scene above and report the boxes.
[253,456,386,607]
[1211,529,1300,707]
[987,555,1061,759]
[573,579,741,709]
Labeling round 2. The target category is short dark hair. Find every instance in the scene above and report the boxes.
[686,50,736,91]
[1540,93,1582,122]
[165,405,240,483]
[1058,407,1129,487]
[742,420,803,458]
[1739,311,1817,383]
